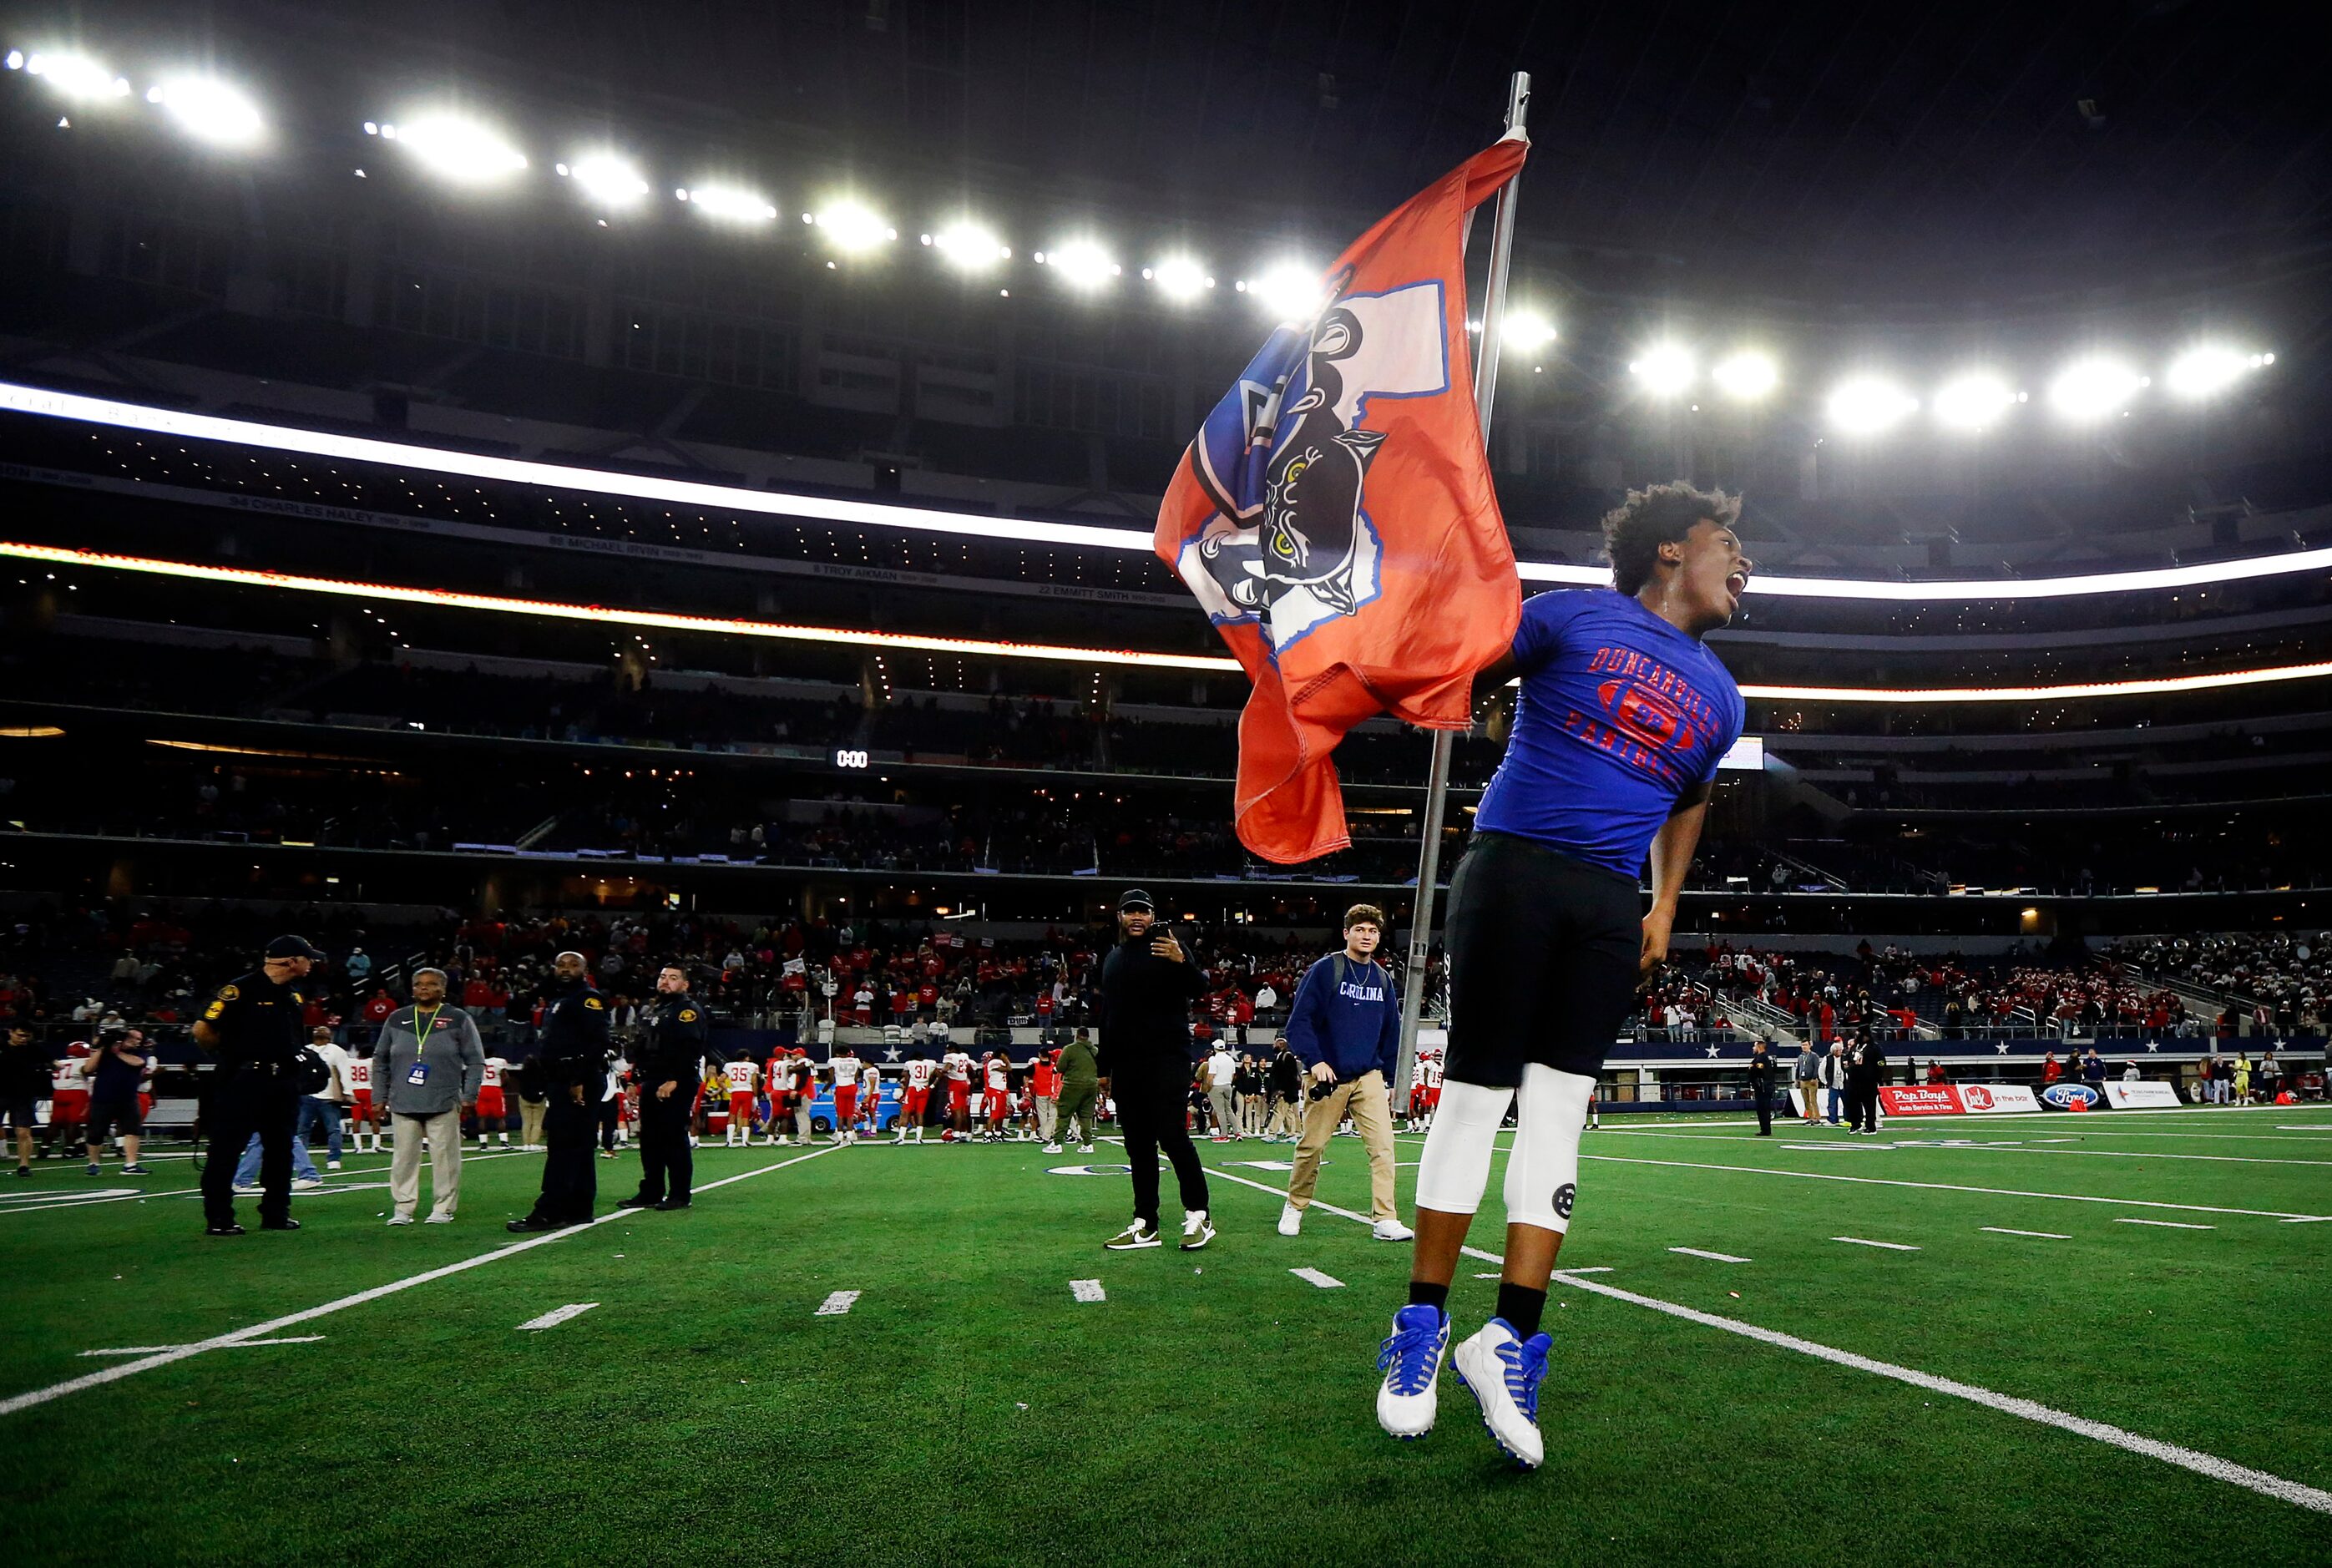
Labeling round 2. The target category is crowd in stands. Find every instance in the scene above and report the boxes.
[2114,931,2328,1034]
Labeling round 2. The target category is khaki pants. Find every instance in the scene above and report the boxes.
[1267,1095,1303,1138]
[519,1097,548,1149]
[1206,1085,1238,1137]
[1036,1095,1059,1142]
[1057,1085,1098,1144]
[1287,1070,1397,1221]
[1240,1092,1266,1137]
[390,1109,463,1219]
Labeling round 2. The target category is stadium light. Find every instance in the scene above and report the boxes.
[1246,262,1324,324]
[10,381,2332,604]
[1040,240,1120,290]
[2164,346,2269,400]
[926,221,1009,271]
[1932,372,2021,432]
[22,52,129,101]
[559,154,650,209]
[8,539,2332,704]
[145,78,264,146]
[1146,256,1212,301]
[2048,356,2146,422]
[680,184,776,224]
[1825,375,1918,434]
[1711,351,1778,402]
[1503,311,1559,352]
[810,200,897,253]
[1629,344,1695,397]
[376,115,528,185]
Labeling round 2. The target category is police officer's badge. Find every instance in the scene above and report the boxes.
[217,984,240,1000]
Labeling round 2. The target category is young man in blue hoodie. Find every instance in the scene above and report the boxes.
[1276,905,1414,1244]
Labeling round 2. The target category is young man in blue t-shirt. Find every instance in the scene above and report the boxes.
[1375,483,1751,1469]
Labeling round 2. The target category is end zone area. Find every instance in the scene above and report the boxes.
[3,1110,2329,1565]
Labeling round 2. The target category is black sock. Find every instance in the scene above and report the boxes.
[1495,1282,1548,1338]
[1406,1280,1449,1317]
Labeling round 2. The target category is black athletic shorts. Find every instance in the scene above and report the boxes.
[3,1096,38,1130]
[83,1095,143,1141]
[1443,830,1642,1087]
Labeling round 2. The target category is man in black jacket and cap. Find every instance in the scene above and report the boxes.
[1096,890,1213,1251]
[509,951,611,1232]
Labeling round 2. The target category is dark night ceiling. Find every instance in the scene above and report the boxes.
[10,0,2330,316]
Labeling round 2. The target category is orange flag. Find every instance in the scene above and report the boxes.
[1155,138,1526,862]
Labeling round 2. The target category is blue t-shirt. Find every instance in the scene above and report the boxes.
[1473,588,1744,876]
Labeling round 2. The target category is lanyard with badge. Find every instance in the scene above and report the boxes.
[407,1004,443,1085]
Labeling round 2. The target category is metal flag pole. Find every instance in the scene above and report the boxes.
[1395,69,1530,1101]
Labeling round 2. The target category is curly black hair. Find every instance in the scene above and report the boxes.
[1601,482,1742,594]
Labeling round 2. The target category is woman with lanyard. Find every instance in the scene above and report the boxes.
[371,967,486,1225]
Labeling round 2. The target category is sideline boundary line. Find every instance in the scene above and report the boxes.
[1197,1164,2332,1516]
[1600,1129,2332,1167]
[1572,1151,2332,1221]
[0,1144,840,1418]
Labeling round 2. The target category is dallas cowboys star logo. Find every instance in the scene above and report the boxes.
[1996,1043,2011,1055]
[1703,1044,1721,1059]
[882,1045,903,1062]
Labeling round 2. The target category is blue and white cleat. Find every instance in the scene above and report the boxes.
[1375,1304,1452,1439]
[1452,1317,1552,1469]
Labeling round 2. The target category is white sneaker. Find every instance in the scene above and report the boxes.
[1180,1210,1215,1250]
[326,1160,342,1171]
[1452,1318,1553,1470]
[1375,1304,1451,1439]
[1104,1219,1161,1250]
[386,1213,415,1226]
[1043,1142,1063,1154]
[1277,1202,1303,1237]
[424,1212,454,1224]
[1373,1217,1415,1242]
[292,1176,324,1191]
[231,1182,261,1195]
[1079,1144,1094,1154]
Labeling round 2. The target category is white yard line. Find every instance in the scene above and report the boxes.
[1198,1163,2332,1516]
[1982,1227,2071,1239]
[1833,1236,1921,1252]
[815,1290,862,1317]
[1069,1279,1106,1303]
[1670,1247,1752,1263]
[1575,1151,2332,1222]
[0,1143,842,1418]
[80,1337,326,1356]
[0,1151,536,1216]
[1290,1267,1346,1289]
[516,1302,599,1332]
[2114,1218,2215,1231]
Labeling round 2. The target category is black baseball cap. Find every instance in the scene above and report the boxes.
[266,934,327,961]
[1116,888,1155,913]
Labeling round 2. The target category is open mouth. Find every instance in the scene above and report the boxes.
[1724,570,1748,604]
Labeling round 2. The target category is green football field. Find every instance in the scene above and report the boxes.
[3,1106,2329,1566]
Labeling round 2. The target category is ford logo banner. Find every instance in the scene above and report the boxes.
[2041,1082,2102,1110]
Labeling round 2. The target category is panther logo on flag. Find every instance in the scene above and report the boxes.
[1181,274,1448,655]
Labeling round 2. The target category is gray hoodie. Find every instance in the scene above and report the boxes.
[372,1003,486,1116]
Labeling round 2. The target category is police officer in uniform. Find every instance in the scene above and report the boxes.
[195,935,327,1236]
[1746,1039,1776,1136]
[508,950,612,1232]
[620,964,706,1212]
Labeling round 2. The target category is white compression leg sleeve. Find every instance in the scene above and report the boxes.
[1412,1080,1515,1216]
[1504,1065,1595,1233]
